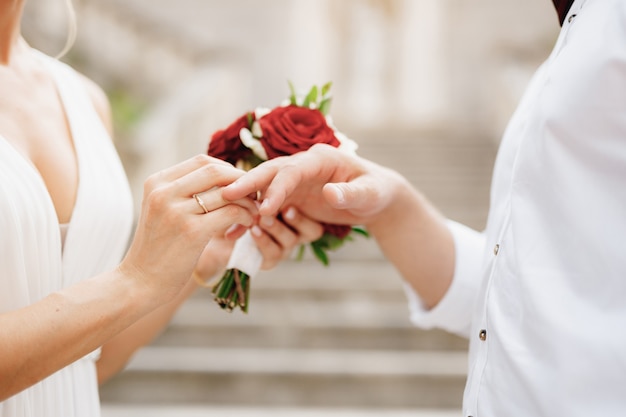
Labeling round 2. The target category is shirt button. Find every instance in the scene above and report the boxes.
[479,329,487,341]
[568,14,577,23]
[494,244,500,255]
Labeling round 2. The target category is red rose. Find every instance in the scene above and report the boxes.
[322,223,352,239]
[258,105,340,159]
[208,113,255,165]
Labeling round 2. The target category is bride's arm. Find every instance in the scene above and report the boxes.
[0,268,159,400]
[0,155,256,401]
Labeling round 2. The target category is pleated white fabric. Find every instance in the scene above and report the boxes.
[0,50,134,417]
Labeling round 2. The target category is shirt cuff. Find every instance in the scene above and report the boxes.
[403,220,485,338]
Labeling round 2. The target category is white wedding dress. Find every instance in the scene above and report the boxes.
[0,50,134,416]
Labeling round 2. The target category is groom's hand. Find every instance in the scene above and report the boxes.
[222,144,400,227]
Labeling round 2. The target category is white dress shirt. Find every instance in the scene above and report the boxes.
[405,0,626,415]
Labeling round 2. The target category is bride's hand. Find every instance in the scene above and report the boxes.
[193,206,324,282]
[118,155,257,303]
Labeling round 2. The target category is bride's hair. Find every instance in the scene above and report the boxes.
[55,0,77,59]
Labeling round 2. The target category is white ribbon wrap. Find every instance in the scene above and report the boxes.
[225,230,263,277]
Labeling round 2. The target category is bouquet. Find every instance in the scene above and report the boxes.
[206,82,368,313]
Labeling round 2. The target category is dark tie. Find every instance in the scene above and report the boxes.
[553,0,575,25]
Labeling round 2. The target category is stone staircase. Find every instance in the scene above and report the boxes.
[100,129,497,416]
[100,258,468,416]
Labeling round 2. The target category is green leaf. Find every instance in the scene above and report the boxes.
[321,81,332,98]
[288,80,297,105]
[319,98,332,116]
[312,246,329,265]
[246,112,254,127]
[324,234,344,250]
[351,226,370,237]
[302,85,318,108]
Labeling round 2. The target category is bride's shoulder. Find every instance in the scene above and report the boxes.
[76,72,113,136]
[32,48,114,137]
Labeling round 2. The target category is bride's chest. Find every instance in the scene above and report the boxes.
[0,83,78,224]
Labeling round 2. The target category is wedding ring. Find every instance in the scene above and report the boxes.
[193,193,209,214]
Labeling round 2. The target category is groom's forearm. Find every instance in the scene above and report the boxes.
[366,177,455,310]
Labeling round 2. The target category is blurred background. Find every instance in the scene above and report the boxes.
[23,0,558,415]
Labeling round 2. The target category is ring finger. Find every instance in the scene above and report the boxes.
[190,188,257,215]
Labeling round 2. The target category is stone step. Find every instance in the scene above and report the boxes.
[162,257,467,351]
[157,258,468,351]
[163,297,466,350]
[100,347,467,409]
[155,324,467,352]
[118,346,468,377]
[180,292,413,329]
[102,404,461,417]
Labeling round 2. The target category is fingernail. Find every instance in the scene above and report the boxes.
[260,216,274,227]
[333,185,345,205]
[260,199,271,213]
[251,225,263,237]
[284,207,296,221]
[225,224,239,235]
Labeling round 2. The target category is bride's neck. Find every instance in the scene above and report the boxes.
[0,0,26,65]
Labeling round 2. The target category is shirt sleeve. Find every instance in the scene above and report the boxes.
[402,220,485,339]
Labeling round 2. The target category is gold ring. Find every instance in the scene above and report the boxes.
[193,193,209,214]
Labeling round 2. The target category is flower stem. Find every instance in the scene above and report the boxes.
[211,268,250,313]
